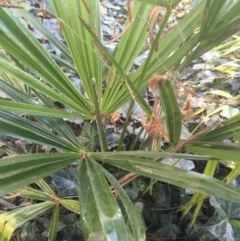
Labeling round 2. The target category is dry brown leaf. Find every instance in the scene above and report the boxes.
[181,98,193,117]
[139,97,169,142]
[0,0,22,8]
[109,111,120,124]
[149,7,162,22]
[149,73,172,92]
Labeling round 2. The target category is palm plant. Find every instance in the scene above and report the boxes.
[1,0,240,240]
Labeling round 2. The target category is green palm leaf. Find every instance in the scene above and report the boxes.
[0,58,92,117]
[0,201,54,241]
[48,203,59,241]
[185,142,240,163]
[0,80,82,147]
[0,153,79,196]
[91,152,240,203]
[77,157,128,241]
[138,0,182,8]
[0,100,82,118]
[157,76,181,145]
[0,8,92,115]
[101,167,146,241]
[0,111,78,151]
[51,0,102,103]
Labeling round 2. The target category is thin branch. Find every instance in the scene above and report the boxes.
[0,198,16,209]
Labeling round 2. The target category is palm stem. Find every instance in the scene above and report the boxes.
[92,78,108,151]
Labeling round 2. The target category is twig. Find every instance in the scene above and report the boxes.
[154,120,222,162]
[106,18,134,44]
[0,4,23,8]
[0,198,16,209]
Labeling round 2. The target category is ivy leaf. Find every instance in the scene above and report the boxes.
[230,220,240,237]
[162,158,195,170]
[157,213,181,240]
[187,194,240,240]
[125,177,147,200]
[184,223,217,241]
[209,196,240,221]
[59,214,83,241]
[202,196,240,241]
[152,183,165,205]
[78,122,100,151]
[51,167,78,197]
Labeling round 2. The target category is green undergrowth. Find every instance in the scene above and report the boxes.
[0,0,240,240]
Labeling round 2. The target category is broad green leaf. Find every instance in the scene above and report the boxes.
[185,142,240,163]
[230,220,240,237]
[48,203,59,241]
[189,197,240,241]
[0,111,78,151]
[0,100,82,118]
[0,201,54,241]
[76,158,128,241]
[0,153,80,196]
[157,76,181,145]
[91,153,240,203]
[101,167,146,241]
